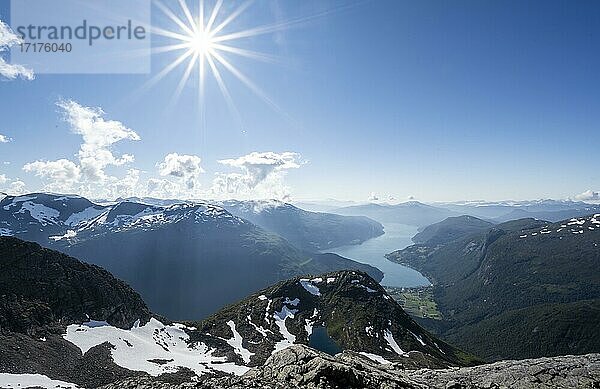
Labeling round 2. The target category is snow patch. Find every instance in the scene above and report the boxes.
[299,279,321,296]
[304,319,314,338]
[226,321,254,364]
[247,315,270,337]
[359,352,393,365]
[65,206,105,226]
[64,318,249,377]
[17,201,60,225]
[409,331,426,346]
[0,373,81,388]
[384,329,408,356]
[272,306,298,353]
[283,297,300,306]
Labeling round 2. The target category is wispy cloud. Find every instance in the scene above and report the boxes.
[0,134,11,143]
[0,20,34,80]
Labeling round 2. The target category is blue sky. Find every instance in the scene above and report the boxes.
[0,0,599,202]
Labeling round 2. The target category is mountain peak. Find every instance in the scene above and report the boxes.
[196,269,476,369]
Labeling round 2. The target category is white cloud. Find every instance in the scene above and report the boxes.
[0,174,7,184]
[146,178,180,199]
[23,159,81,191]
[573,189,600,203]
[22,99,141,198]
[0,20,34,80]
[0,134,12,143]
[57,99,140,183]
[158,153,204,189]
[110,169,140,199]
[368,192,379,201]
[8,180,26,195]
[211,151,301,200]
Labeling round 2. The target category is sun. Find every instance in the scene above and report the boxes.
[146,0,288,127]
[191,29,215,56]
[146,0,342,127]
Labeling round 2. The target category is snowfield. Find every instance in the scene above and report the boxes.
[64,318,249,376]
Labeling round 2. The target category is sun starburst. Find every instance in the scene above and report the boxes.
[147,0,288,128]
[145,0,353,130]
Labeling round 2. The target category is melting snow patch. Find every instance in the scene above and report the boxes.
[283,297,300,306]
[17,202,60,225]
[258,295,268,301]
[64,318,249,377]
[434,342,445,354]
[361,285,377,293]
[272,306,298,353]
[0,373,81,388]
[409,331,426,346]
[0,228,12,236]
[326,277,336,284]
[384,329,408,356]
[264,299,273,325]
[65,207,105,226]
[359,352,392,365]
[226,321,254,364]
[247,315,270,337]
[304,319,314,338]
[300,279,321,296]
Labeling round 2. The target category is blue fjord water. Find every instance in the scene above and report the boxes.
[324,223,430,287]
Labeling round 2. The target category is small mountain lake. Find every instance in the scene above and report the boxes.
[308,326,342,355]
[324,223,430,287]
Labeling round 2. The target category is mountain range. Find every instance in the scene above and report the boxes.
[333,201,456,227]
[0,237,474,387]
[219,199,384,251]
[1,236,597,389]
[0,193,382,319]
[386,213,600,361]
[319,199,600,227]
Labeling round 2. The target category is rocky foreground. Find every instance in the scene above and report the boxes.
[100,345,600,389]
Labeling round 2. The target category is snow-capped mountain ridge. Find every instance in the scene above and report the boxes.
[0,193,244,242]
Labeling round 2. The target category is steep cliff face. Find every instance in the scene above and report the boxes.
[0,236,151,333]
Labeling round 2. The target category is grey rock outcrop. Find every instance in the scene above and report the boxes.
[99,345,600,389]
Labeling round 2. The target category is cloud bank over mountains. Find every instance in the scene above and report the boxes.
[1,99,302,201]
[212,151,302,201]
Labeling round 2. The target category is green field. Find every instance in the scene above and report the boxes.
[384,286,443,320]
